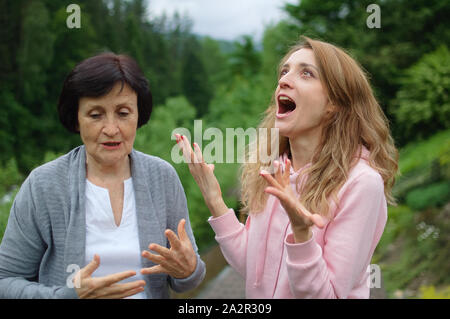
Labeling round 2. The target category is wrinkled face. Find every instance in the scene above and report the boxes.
[77,82,138,169]
[275,48,333,139]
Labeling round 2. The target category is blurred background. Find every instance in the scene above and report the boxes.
[0,0,449,299]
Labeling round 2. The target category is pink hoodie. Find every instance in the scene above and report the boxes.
[208,146,387,298]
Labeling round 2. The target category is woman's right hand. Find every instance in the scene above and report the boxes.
[73,254,146,299]
[175,134,228,217]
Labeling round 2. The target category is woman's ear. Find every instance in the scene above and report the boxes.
[325,102,337,116]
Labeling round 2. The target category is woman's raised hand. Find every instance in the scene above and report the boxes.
[175,134,228,217]
[141,219,197,278]
[260,158,326,241]
[73,255,146,299]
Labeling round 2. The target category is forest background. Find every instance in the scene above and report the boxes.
[0,0,449,298]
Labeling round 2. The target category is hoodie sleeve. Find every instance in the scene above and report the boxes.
[208,210,250,277]
[284,170,387,299]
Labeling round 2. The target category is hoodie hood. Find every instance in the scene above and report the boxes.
[280,145,371,182]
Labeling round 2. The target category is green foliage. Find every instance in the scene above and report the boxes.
[182,37,213,117]
[398,130,450,176]
[393,130,450,200]
[406,181,450,211]
[375,203,450,298]
[283,0,450,146]
[0,158,22,196]
[419,285,450,299]
[229,36,262,78]
[17,0,55,106]
[374,129,450,298]
[0,189,17,242]
[393,46,450,140]
[375,205,413,255]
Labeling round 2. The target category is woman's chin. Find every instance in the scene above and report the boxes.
[91,153,128,169]
[274,121,292,138]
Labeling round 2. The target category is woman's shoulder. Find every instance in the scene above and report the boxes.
[131,149,180,184]
[131,149,175,172]
[342,153,384,197]
[28,146,84,184]
[14,146,84,207]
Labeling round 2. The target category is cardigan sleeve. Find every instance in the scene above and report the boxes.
[284,171,387,298]
[165,167,206,293]
[0,174,78,299]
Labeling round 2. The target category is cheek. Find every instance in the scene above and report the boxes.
[298,101,328,125]
[122,120,138,142]
[79,122,100,140]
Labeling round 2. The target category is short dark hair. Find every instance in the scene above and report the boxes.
[57,52,152,133]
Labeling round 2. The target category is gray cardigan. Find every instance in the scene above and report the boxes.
[0,145,205,298]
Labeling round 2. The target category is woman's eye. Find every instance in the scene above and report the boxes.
[279,69,288,77]
[119,111,129,117]
[301,69,314,78]
[90,113,101,119]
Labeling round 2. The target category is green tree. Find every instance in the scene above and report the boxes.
[283,0,450,145]
[14,1,56,172]
[182,37,213,117]
[198,36,230,94]
[393,46,450,141]
[229,35,262,78]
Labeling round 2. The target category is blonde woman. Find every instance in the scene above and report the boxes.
[176,36,398,299]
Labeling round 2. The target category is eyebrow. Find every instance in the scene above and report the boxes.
[86,103,132,109]
[282,62,319,72]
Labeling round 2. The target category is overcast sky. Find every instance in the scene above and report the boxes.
[147,0,297,41]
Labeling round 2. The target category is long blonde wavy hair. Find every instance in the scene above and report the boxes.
[240,36,399,217]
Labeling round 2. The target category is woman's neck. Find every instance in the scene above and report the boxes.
[85,154,131,186]
[288,130,322,171]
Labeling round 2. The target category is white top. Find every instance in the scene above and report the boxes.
[84,177,146,299]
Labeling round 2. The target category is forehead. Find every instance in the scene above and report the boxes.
[80,82,137,106]
[284,48,317,67]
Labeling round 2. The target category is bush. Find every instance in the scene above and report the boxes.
[419,285,450,299]
[0,158,23,195]
[406,181,450,211]
[393,46,450,141]
[398,130,450,176]
[393,130,450,200]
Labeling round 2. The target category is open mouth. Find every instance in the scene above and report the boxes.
[102,142,121,149]
[277,95,296,116]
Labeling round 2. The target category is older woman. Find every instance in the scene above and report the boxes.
[0,53,205,298]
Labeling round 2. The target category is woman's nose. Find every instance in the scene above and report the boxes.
[102,117,119,136]
[278,73,293,89]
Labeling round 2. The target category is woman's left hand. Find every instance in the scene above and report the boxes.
[141,219,197,279]
[260,159,326,242]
